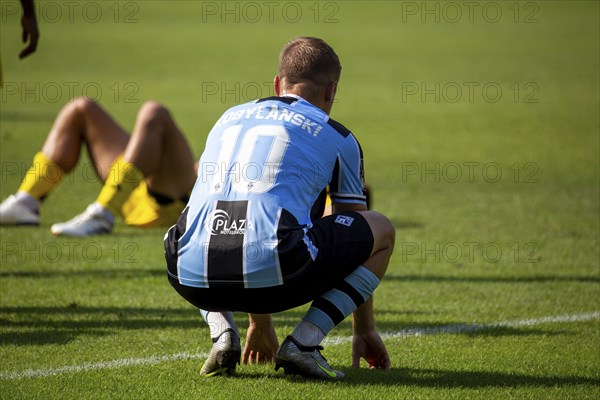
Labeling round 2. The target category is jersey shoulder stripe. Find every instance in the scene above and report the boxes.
[326,118,352,138]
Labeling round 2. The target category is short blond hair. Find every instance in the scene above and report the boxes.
[278,37,342,87]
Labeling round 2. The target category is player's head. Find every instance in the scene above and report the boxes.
[275,37,341,114]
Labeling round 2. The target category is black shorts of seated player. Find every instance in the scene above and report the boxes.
[166,211,374,314]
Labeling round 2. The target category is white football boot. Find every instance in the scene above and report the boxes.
[0,195,40,225]
[50,203,113,237]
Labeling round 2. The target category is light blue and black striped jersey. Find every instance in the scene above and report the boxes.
[173,95,366,288]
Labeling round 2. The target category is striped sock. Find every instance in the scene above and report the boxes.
[199,310,238,340]
[295,266,380,346]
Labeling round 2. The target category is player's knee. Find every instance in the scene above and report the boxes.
[379,213,395,251]
[139,100,169,121]
[135,101,173,134]
[70,96,99,115]
[366,211,395,252]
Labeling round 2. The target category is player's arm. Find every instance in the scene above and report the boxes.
[326,184,371,216]
[331,134,390,369]
[242,313,279,364]
[351,297,390,369]
[342,205,388,370]
[19,0,39,59]
[328,132,368,215]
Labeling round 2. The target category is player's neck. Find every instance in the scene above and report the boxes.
[283,89,332,115]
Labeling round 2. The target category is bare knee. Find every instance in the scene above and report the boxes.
[359,211,395,279]
[132,101,183,149]
[65,96,99,117]
[377,215,395,261]
[71,96,101,112]
[363,211,395,251]
[137,100,171,125]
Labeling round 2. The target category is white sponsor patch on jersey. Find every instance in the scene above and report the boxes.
[334,215,354,227]
[205,209,247,235]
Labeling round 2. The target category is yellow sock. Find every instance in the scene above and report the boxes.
[96,155,144,216]
[18,152,65,200]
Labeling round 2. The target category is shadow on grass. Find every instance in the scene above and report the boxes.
[0,303,571,347]
[385,273,600,284]
[389,218,425,229]
[0,306,200,345]
[0,224,166,239]
[340,367,600,388]
[3,269,597,284]
[198,368,600,389]
[0,268,166,279]
[269,309,575,338]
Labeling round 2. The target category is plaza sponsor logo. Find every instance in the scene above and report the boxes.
[205,209,251,235]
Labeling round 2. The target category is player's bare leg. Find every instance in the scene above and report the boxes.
[124,101,196,199]
[347,213,395,371]
[53,101,196,236]
[0,98,129,225]
[357,210,395,279]
[42,97,129,179]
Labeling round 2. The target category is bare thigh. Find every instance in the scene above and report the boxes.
[42,98,129,181]
[124,101,196,199]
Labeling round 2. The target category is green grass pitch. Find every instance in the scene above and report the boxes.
[0,1,598,399]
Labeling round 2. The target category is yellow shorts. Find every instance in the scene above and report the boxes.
[122,182,186,228]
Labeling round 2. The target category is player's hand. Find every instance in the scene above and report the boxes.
[351,330,390,369]
[242,315,279,364]
[19,14,39,59]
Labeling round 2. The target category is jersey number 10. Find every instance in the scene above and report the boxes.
[211,124,290,194]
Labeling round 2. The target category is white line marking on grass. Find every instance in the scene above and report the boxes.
[0,352,205,380]
[323,311,600,345]
[2,311,598,380]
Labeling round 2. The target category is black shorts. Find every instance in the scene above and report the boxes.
[167,211,374,313]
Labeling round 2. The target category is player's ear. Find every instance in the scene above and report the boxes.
[325,81,338,103]
[274,75,282,96]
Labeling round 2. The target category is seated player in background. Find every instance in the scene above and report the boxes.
[0,98,197,236]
